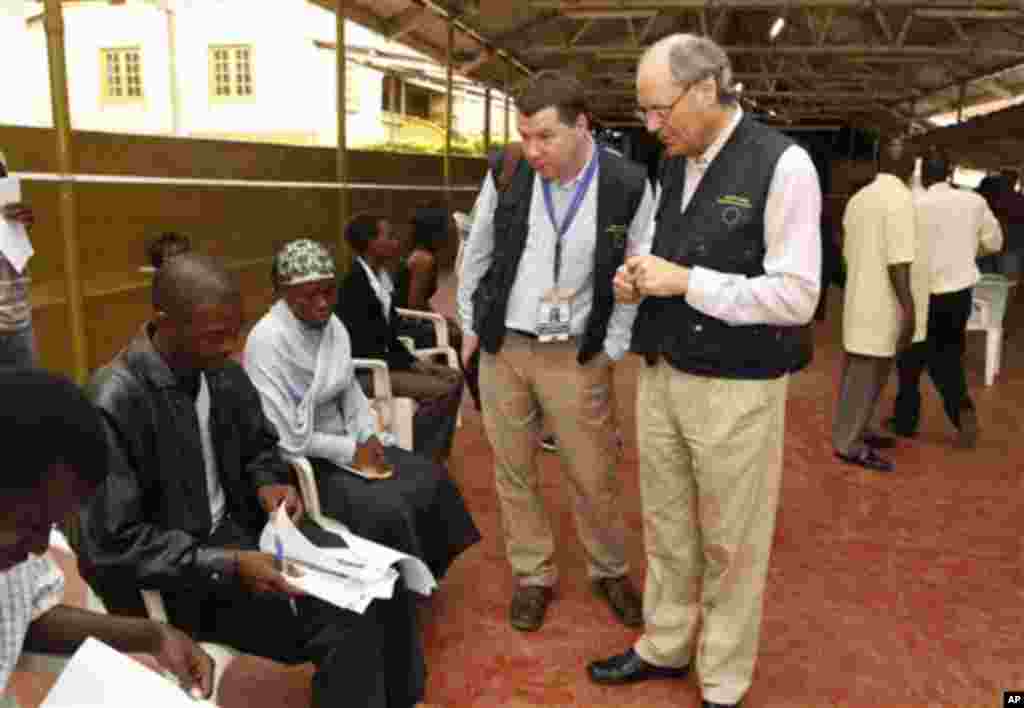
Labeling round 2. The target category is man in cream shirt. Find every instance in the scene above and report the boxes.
[887,151,1003,447]
[833,136,921,472]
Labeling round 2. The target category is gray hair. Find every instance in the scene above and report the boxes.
[645,33,738,105]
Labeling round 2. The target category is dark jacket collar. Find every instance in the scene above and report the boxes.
[122,322,186,390]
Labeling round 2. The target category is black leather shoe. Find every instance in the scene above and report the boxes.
[834,447,894,472]
[702,701,742,708]
[587,648,689,685]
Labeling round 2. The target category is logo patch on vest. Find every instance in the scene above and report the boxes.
[717,195,753,209]
[717,195,751,228]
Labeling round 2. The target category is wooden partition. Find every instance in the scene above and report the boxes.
[0,125,486,376]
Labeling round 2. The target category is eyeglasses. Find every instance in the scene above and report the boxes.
[634,88,687,124]
[634,75,711,123]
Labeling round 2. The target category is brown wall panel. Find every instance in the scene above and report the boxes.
[1,125,485,377]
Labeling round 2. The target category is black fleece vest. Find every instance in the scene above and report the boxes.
[630,115,812,379]
[472,147,647,363]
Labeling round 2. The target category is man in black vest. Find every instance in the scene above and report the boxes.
[587,35,821,708]
[457,72,655,632]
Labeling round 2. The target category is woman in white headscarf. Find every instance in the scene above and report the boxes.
[244,239,480,579]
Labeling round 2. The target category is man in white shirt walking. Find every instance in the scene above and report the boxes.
[886,151,1003,448]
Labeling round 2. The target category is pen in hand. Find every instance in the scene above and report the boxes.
[274,533,299,617]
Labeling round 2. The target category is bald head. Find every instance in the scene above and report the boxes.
[639,33,737,106]
[152,252,240,320]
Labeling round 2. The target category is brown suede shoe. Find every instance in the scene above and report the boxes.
[593,576,643,627]
[509,586,552,632]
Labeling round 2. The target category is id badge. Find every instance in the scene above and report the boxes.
[537,290,572,342]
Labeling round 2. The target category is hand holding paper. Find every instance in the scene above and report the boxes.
[235,549,306,597]
[0,177,34,273]
[41,637,219,708]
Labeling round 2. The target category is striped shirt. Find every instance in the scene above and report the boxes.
[0,554,65,691]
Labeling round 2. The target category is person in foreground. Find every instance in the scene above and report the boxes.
[587,35,821,708]
[244,239,480,579]
[457,71,655,632]
[76,253,433,708]
[0,368,213,703]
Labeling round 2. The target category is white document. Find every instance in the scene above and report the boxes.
[260,507,444,613]
[40,637,218,708]
[0,177,33,272]
[328,525,437,596]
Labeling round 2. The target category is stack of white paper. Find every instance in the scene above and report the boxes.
[258,507,437,614]
[40,637,217,708]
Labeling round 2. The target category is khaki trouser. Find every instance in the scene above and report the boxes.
[831,352,893,456]
[633,361,787,705]
[480,333,628,587]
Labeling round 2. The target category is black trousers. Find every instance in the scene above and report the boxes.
[892,287,975,433]
[177,518,425,708]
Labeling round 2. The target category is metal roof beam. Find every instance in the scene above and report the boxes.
[529,1,1024,9]
[524,44,1024,59]
[387,7,431,42]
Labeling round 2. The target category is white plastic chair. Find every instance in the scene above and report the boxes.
[352,357,415,451]
[394,307,462,428]
[395,307,459,369]
[967,274,1014,386]
[287,456,348,540]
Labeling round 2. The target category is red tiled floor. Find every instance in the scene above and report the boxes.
[425,277,1023,708]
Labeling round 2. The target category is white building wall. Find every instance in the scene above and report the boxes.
[0,0,52,127]
[0,0,514,147]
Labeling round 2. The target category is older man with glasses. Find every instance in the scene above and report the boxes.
[587,34,821,708]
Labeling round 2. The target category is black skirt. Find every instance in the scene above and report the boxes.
[310,446,481,579]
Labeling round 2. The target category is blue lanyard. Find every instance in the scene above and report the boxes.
[542,147,600,285]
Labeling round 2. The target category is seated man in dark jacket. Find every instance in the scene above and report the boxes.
[335,214,463,465]
[76,253,430,708]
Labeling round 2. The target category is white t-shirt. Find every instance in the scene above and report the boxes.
[197,374,227,530]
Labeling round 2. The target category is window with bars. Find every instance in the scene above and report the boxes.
[101,48,143,103]
[209,45,254,100]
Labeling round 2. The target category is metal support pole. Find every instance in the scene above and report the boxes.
[483,86,492,154]
[445,19,454,212]
[43,0,88,382]
[336,0,351,269]
[503,66,511,144]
